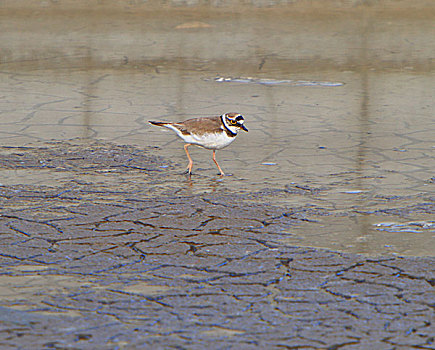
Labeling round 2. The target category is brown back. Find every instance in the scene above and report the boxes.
[176,116,222,135]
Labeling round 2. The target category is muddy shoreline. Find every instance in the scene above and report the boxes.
[1,1,434,347]
[0,141,433,349]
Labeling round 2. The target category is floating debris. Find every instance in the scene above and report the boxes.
[375,221,435,234]
[342,190,364,194]
[261,162,277,166]
[208,76,344,87]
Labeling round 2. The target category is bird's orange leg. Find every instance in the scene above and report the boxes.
[184,143,193,175]
[212,150,225,176]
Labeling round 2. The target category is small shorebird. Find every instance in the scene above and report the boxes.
[149,113,248,176]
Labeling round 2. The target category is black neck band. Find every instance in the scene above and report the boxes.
[220,115,237,137]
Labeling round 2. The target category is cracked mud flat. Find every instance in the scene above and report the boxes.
[0,141,434,349]
[1,0,434,348]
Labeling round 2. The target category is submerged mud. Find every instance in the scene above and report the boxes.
[0,141,434,349]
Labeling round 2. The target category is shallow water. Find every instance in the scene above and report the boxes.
[0,3,434,256]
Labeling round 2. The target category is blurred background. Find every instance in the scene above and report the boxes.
[1,0,434,255]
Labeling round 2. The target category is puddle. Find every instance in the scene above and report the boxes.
[0,265,174,307]
[0,4,433,258]
[375,221,435,234]
[280,215,435,256]
[121,283,174,295]
[0,169,77,187]
[201,326,245,337]
[0,274,91,305]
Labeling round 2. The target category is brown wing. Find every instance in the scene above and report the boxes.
[176,116,223,135]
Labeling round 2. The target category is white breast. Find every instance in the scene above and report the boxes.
[162,124,237,150]
[183,131,236,150]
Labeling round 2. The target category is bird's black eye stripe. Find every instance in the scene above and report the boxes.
[235,115,244,121]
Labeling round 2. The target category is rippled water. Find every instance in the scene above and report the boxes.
[0,3,434,255]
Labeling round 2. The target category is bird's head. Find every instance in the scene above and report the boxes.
[223,113,248,133]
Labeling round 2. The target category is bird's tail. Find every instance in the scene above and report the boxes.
[149,121,170,127]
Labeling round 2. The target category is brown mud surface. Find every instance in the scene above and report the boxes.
[0,0,434,348]
[0,140,434,349]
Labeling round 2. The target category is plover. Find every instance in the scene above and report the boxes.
[149,113,248,176]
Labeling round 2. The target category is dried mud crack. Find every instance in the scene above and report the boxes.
[0,141,434,349]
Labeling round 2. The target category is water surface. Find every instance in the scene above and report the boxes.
[0,3,434,256]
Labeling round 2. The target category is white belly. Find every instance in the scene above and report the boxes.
[182,132,236,150]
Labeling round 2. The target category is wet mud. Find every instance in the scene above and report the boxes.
[1,141,434,349]
[1,0,434,348]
